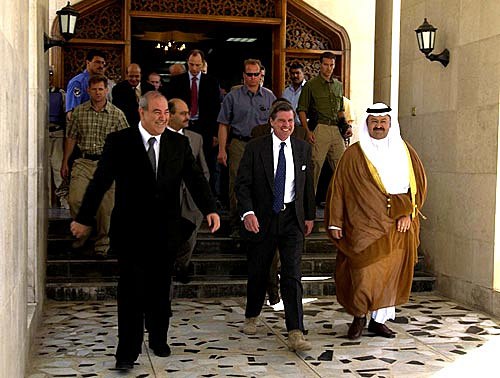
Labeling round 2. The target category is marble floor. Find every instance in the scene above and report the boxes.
[28,293,500,377]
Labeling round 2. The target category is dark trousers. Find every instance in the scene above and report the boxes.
[245,204,305,331]
[115,256,173,362]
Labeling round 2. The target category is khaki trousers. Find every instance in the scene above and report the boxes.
[312,124,346,192]
[228,138,247,229]
[48,128,65,206]
[69,158,115,253]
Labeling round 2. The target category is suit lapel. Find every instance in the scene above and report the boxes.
[291,137,304,190]
[259,135,275,193]
[130,126,157,180]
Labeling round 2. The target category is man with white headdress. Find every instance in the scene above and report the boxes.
[325,103,427,340]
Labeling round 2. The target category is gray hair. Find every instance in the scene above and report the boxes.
[139,91,167,110]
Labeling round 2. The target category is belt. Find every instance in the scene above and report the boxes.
[81,153,101,161]
[49,125,63,132]
[231,133,251,142]
[317,119,337,126]
[280,201,295,212]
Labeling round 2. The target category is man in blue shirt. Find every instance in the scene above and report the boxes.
[217,58,276,236]
[282,62,306,127]
[66,49,107,118]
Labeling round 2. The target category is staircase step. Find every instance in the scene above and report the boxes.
[46,271,436,301]
[46,208,435,301]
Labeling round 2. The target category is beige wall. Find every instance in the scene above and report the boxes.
[0,0,48,376]
[305,0,376,138]
[374,0,400,107]
[399,0,500,316]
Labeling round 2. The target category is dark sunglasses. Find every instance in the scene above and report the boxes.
[244,72,261,77]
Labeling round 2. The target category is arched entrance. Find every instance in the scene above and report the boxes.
[50,0,350,96]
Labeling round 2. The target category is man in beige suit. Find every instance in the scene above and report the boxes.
[168,98,210,283]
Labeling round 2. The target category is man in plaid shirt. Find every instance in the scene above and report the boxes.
[61,75,128,258]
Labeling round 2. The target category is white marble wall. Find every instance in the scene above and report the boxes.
[0,0,48,376]
[399,0,500,316]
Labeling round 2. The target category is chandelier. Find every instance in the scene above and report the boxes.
[155,41,186,52]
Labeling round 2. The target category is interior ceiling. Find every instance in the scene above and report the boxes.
[131,18,270,42]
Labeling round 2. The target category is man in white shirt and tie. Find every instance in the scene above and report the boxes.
[235,101,315,351]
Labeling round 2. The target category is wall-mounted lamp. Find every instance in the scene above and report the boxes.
[415,18,449,67]
[44,2,79,52]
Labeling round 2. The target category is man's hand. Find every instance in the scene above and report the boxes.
[70,221,91,239]
[60,161,70,179]
[217,150,227,166]
[306,130,315,144]
[343,126,353,138]
[304,220,314,236]
[328,228,343,239]
[397,215,411,232]
[243,213,259,233]
[206,213,220,233]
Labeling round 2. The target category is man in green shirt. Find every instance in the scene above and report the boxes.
[61,75,129,258]
[297,52,352,192]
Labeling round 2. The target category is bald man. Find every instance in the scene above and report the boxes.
[169,63,186,76]
[112,63,155,127]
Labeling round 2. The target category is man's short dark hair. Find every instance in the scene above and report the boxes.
[88,74,108,87]
[289,62,304,71]
[243,58,262,71]
[320,51,336,63]
[269,101,295,121]
[86,49,106,62]
[188,49,206,63]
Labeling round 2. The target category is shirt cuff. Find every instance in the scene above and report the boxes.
[241,211,255,221]
[328,225,342,230]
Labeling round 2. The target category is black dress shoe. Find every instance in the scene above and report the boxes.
[368,319,396,338]
[347,316,367,340]
[149,343,171,357]
[115,360,134,370]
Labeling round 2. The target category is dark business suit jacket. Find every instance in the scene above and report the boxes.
[166,73,221,140]
[112,80,155,127]
[76,127,217,260]
[235,134,315,242]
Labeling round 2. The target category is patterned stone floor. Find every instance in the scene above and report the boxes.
[28,293,500,377]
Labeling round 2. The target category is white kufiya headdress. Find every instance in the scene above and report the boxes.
[359,103,410,194]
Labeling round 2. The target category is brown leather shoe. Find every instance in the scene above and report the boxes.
[368,319,396,338]
[347,316,366,340]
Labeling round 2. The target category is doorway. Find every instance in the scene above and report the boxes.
[131,18,274,92]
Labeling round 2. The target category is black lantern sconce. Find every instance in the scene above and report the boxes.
[44,2,79,51]
[415,18,449,67]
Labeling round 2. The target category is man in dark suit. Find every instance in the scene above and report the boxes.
[235,101,315,351]
[70,91,220,370]
[112,63,155,127]
[165,50,221,192]
[167,98,210,283]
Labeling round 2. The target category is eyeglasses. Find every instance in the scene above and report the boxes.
[244,72,261,77]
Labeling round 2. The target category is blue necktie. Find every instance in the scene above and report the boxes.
[273,142,286,213]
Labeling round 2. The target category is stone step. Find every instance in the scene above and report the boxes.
[46,271,436,301]
[46,233,335,259]
[46,252,336,280]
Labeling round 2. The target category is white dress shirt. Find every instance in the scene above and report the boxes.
[138,121,161,169]
[242,133,295,220]
[272,132,295,203]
